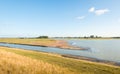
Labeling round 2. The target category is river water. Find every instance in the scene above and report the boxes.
[0,39,120,63]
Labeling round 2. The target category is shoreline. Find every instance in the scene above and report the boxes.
[61,54,120,66]
[0,45,120,67]
[0,41,85,50]
[0,39,119,66]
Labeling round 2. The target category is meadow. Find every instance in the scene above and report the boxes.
[0,46,120,74]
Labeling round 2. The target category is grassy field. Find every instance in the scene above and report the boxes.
[0,46,120,74]
[0,38,82,50]
[0,38,60,46]
[0,47,72,74]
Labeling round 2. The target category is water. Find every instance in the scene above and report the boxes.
[0,39,120,63]
[67,39,120,63]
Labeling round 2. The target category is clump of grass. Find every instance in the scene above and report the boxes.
[0,50,72,74]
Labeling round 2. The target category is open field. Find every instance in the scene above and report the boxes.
[0,46,120,74]
[0,38,83,50]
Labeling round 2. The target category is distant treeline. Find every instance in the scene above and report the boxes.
[36,36,49,39]
[19,36,49,39]
[53,35,102,39]
[53,35,120,39]
[18,35,120,39]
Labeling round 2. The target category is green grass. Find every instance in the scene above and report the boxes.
[1,47,120,74]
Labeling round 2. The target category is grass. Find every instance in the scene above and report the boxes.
[0,46,120,74]
[0,47,72,74]
[0,38,58,46]
[0,38,79,49]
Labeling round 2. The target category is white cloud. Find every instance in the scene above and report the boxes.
[95,9,109,16]
[77,16,85,20]
[89,7,109,16]
[89,7,95,12]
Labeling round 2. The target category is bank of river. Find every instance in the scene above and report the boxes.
[0,39,120,66]
[0,38,84,50]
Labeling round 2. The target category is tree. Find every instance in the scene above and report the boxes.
[90,35,94,38]
[37,36,48,39]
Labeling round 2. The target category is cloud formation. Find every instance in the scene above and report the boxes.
[89,7,109,16]
[76,7,109,20]
[77,16,85,20]
[95,9,109,15]
[89,7,95,12]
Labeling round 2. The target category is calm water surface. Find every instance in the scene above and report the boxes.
[0,39,120,63]
[67,39,120,63]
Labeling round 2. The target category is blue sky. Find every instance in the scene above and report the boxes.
[0,0,120,37]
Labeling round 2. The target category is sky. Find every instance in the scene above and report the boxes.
[0,0,120,37]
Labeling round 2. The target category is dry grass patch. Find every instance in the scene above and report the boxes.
[0,50,72,74]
